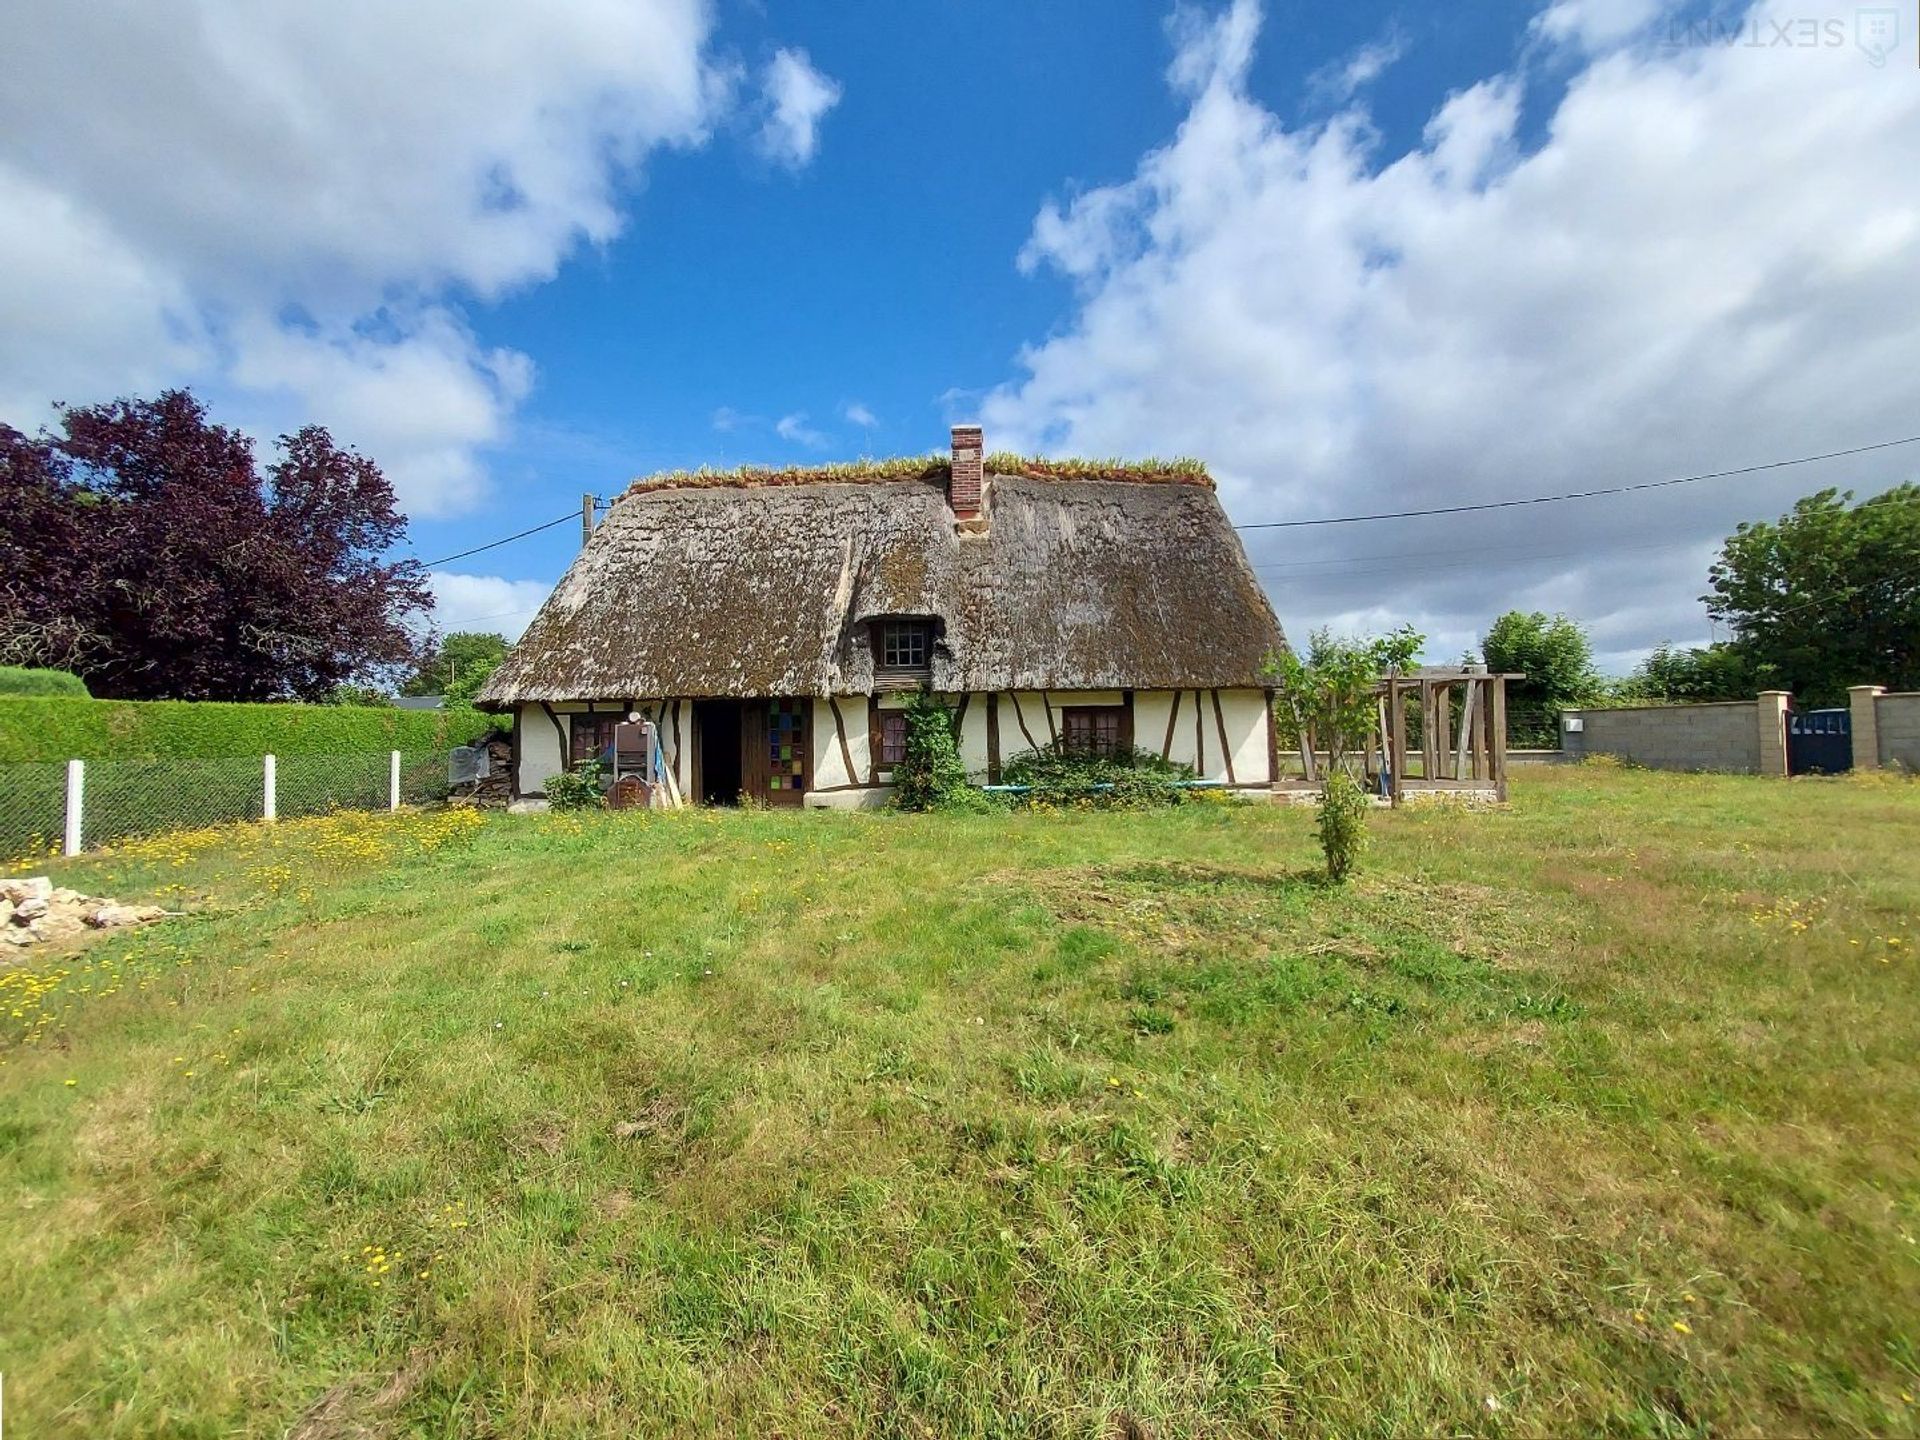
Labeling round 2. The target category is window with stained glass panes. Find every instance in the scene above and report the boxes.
[767,699,806,798]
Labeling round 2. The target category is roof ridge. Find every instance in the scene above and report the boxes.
[620,453,1213,499]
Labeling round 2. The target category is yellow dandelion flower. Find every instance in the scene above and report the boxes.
[1672,1320,1691,1334]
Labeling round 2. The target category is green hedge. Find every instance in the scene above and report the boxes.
[0,666,90,697]
[0,698,497,763]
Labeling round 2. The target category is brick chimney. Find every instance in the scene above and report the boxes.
[948,424,983,519]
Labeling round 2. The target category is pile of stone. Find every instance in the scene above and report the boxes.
[1,876,167,948]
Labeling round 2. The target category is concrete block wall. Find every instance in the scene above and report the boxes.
[1858,688,1920,769]
[1560,700,1765,773]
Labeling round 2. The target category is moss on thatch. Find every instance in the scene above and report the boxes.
[619,453,1211,500]
[985,453,1211,485]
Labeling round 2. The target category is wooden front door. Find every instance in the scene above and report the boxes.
[743,697,810,807]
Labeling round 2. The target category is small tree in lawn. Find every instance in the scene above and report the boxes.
[1267,626,1423,883]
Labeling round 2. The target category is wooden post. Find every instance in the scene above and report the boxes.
[1454,681,1477,782]
[1469,678,1487,781]
[389,750,402,812]
[1417,681,1434,783]
[1386,677,1406,807]
[581,493,596,548]
[263,753,277,822]
[1490,678,1509,802]
[1435,682,1453,780]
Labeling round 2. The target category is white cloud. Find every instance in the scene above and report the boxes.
[758,48,842,167]
[427,572,557,641]
[986,0,1920,669]
[1532,0,1662,50]
[775,411,830,447]
[1307,26,1408,104]
[843,401,879,428]
[0,0,727,515]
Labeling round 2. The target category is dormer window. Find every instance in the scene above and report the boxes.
[880,620,930,671]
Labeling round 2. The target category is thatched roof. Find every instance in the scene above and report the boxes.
[478,465,1287,704]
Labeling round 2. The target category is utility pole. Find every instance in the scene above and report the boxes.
[581,493,596,548]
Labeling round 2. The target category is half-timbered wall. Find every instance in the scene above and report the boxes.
[512,699,692,800]
[1130,688,1271,788]
[516,688,1275,804]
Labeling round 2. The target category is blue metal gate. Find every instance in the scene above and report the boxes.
[1787,708,1852,775]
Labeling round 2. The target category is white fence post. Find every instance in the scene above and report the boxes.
[389,750,402,812]
[63,758,84,857]
[263,753,277,822]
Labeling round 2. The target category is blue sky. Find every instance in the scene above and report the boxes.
[3,0,1916,668]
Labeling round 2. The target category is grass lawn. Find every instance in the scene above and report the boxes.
[3,766,1918,1437]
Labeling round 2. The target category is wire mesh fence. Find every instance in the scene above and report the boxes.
[85,756,268,848]
[0,749,466,864]
[0,762,68,868]
[1505,704,1565,751]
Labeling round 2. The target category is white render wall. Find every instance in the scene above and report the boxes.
[516,702,565,795]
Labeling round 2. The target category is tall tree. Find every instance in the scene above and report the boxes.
[403,631,510,697]
[0,390,432,700]
[1706,485,1920,704]
[1480,610,1599,734]
[1616,642,1754,703]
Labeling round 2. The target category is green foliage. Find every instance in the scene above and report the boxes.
[1266,626,1423,776]
[0,696,495,763]
[440,657,503,707]
[324,683,393,707]
[404,632,510,697]
[1707,484,1920,704]
[1316,769,1371,883]
[1615,642,1755,702]
[890,693,987,812]
[0,665,89,697]
[1481,611,1599,705]
[1480,611,1601,745]
[543,759,606,812]
[1000,742,1196,809]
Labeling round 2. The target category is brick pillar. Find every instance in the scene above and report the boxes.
[949,424,983,518]
[1756,691,1790,776]
[1850,685,1885,770]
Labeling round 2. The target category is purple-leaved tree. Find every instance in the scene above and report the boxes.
[0,390,433,700]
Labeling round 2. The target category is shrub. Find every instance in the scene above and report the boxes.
[0,697,495,763]
[1000,742,1195,809]
[1317,769,1370,883]
[543,759,606,812]
[891,693,991,812]
[0,666,89,697]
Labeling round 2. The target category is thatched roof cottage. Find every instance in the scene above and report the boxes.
[479,426,1289,806]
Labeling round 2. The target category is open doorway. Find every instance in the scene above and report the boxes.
[693,700,742,805]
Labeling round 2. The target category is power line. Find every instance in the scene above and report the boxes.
[1231,435,1920,532]
[420,512,577,568]
[417,497,609,568]
[436,603,546,629]
[1253,535,1706,584]
[408,436,1920,572]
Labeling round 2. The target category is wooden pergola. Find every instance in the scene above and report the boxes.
[1273,666,1520,804]
[1377,666,1519,804]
